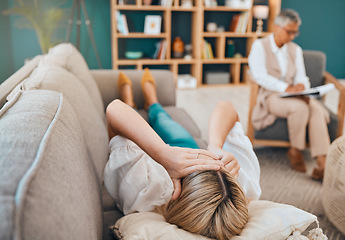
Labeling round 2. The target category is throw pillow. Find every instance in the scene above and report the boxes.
[9,64,109,182]
[112,200,317,240]
[39,43,105,119]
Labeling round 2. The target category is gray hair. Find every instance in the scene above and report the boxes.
[274,9,302,27]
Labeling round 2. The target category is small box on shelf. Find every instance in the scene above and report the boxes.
[225,0,252,9]
[205,71,231,85]
[177,74,197,89]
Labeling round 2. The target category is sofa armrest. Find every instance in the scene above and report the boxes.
[90,69,176,110]
[0,56,41,108]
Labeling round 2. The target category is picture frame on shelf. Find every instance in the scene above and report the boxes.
[144,15,162,34]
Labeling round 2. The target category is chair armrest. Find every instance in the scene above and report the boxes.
[247,76,259,143]
[324,71,345,137]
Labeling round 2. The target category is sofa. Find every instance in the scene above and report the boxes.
[0,43,206,240]
[1,43,327,240]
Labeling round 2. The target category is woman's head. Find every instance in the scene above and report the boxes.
[160,169,248,240]
[274,9,301,27]
[273,9,301,46]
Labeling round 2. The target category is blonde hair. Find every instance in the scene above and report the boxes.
[156,169,248,239]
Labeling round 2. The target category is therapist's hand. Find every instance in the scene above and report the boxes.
[286,83,305,93]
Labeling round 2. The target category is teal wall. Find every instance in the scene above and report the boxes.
[0,0,344,84]
[0,0,111,83]
[281,0,345,79]
[0,0,14,82]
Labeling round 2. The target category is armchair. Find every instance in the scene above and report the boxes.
[247,50,345,147]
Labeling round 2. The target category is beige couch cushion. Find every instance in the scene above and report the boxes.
[0,90,102,240]
[39,43,105,118]
[11,64,109,181]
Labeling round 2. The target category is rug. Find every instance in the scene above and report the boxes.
[256,146,345,240]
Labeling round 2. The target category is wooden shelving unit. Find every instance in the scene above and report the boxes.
[110,0,281,87]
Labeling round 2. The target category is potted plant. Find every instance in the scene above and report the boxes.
[2,0,67,54]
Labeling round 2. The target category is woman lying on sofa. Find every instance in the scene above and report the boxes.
[104,69,261,239]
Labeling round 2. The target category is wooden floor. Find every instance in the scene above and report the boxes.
[176,84,342,142]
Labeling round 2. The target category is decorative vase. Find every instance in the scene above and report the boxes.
[227,40,235,58]
[172,37,184,58]
[143,0,152,5]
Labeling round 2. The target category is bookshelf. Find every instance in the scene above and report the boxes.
[111,0,281,87]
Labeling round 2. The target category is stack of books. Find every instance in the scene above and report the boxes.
[201,39,214,59]
[229,12,250,33]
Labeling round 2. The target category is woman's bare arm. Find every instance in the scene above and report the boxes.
[207,100,241,178]
[106,99,224,199]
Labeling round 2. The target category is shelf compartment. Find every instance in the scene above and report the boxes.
[118,38,165,59]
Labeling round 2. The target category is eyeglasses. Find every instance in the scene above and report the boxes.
[282,27,300,37]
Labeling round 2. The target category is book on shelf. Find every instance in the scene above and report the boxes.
[201,39,214,59]
[152,41,162,59]
[279,83,335,98]
[159,40,167,59]
[115,10,128,35]
[115,11,122,34]
[238,11,249,33]
[229,12,249,33]
[121,14,129,35]
[206,42,214,59]
[152,40,167,59]
[229,14,240,32]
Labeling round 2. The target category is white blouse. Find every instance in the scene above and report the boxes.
[248,34,310,93]
[104,122,261,215]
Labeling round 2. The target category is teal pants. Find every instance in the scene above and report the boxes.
[148,103,199,149]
